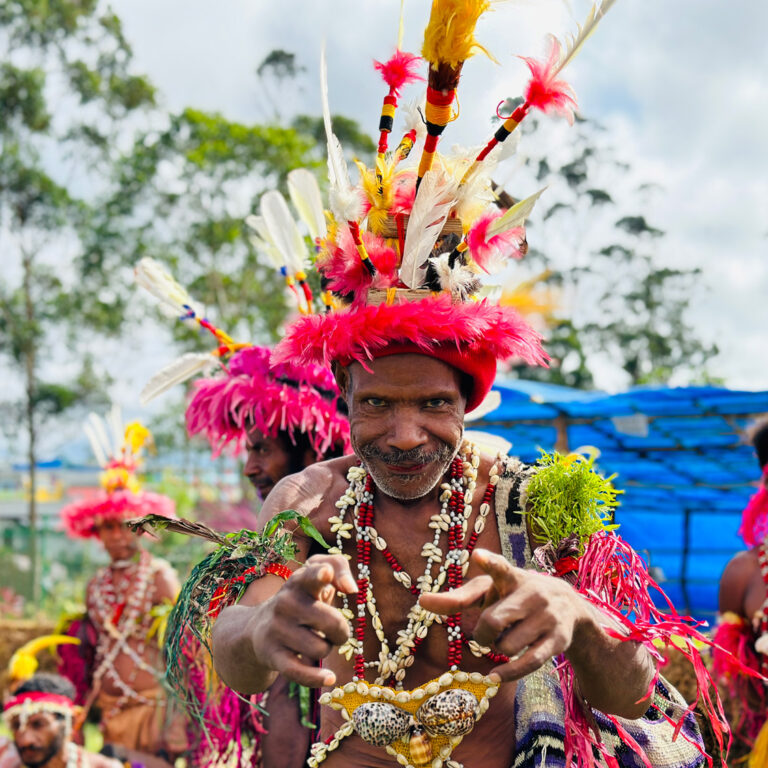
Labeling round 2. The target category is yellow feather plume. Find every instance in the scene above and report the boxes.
[9,635,80,681]
[422,0,495,71]
[357,157,403,237]
[124,422,152,455]
[500,271,559,320]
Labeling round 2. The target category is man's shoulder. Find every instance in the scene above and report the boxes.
[256,454,356,530]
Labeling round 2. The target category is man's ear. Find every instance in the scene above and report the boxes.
[332,361,350,400]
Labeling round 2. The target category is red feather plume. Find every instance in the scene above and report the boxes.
[373,50,424,97]
[522,37,578,125]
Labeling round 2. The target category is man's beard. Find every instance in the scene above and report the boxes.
[355,438,461,501]
[17,726,66,767]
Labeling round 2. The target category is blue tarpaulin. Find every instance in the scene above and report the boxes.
[472,380,768,620]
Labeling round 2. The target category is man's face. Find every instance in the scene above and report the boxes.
[243,427,292,500]
[342,355,466,501]
[11,711,67,767]
[96,518,139,563]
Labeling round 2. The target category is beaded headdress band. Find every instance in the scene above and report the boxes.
[3,692,76,728]
[59,407,176,539]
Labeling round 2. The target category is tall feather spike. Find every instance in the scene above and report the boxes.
[401,169,457,289]
[140,353,218,405]
[486,187,547,239]
[320,46,362,223]
[260,190,309,275]
[287,169,327,241]
[134,258,202,320]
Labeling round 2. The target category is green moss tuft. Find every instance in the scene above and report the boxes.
[525,450,622,550]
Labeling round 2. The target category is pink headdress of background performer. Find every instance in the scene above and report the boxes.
[60,407,175,539]
[135,258,350,459]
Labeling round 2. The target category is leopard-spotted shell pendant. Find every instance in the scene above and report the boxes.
[416,688,479,737]
[352,702,411,746]
[408,726,432,766]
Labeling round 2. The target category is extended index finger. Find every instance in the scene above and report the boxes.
[473,548,522,596]
[291,554,357,600]
[419,574,494,615]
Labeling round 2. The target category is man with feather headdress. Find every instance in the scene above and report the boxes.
[58,414,186,762]
[196,2,732,766]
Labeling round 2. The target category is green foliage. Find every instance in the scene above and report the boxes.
[525,450,620,549]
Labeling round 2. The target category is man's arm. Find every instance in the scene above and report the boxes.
[718,549,756,616]
[420,548,655,719]
[211,466,356,695]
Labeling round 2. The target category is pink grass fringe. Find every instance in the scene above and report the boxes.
[373,50,423,96]
[557,531,740,767]
[712,616,768,745]
[522,37,578,125]
[186,346,350,459]
[60,490,176,539]
[738,474,768,547]
[466,210,525,273]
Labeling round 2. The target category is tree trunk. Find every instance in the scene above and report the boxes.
[22,249,40,605]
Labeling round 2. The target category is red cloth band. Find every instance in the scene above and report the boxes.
[265,563,292,581]
[426,86,456,106]
[423,134,439,152]
[4,692,75,712]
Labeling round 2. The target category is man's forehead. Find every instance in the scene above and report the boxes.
[347,355,462,391]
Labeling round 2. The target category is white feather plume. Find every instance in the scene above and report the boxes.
[427,252,479,300]
[140,353,218,405]
[105,405,123,457]
[553,0,617,78]
[134,258,202,319]
[260,190,309,274]
[320,46,362,223]
[486,187,547,239]
[83,413,111,468]
[451,145,497,222]
[287,168,327,241]
[401,169,458,289]
[401,99,427,142]
[245,215,285,271]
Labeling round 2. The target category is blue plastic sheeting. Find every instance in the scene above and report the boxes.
[473,380,768,620]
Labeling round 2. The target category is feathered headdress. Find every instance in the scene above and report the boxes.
[135,259,350,459]
[60,407,176,539]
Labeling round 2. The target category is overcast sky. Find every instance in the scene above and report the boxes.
[5,0,767,462]
[103,0,767,392]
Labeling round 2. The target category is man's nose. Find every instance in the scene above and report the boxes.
[243,454,262,477]
[385,409,428,452]
[15,728,35,747]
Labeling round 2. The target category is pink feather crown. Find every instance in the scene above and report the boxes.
[60,415,176,539]
[185,346,350,459]
[61,490,177,540]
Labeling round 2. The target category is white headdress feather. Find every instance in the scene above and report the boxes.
[400,169,457,289]
[134,258,202,320]
[140,353,218,405]
[287,168,327,241]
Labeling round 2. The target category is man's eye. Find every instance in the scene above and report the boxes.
[364,398,387,407]
[425,398,447,408]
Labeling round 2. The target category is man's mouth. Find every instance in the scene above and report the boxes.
[248,476,273,495]
[386,462,428,475]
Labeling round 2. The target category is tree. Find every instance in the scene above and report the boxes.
[505,111,717,388]
[0,0,156,602]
